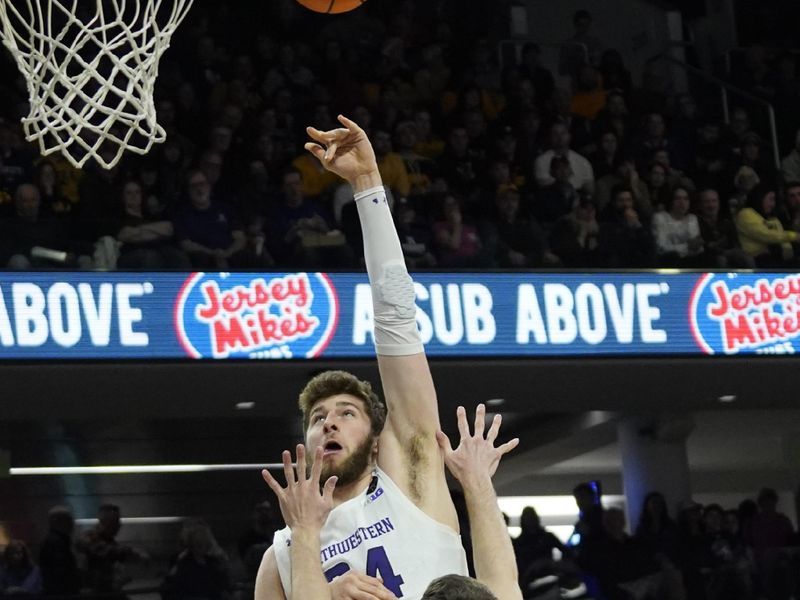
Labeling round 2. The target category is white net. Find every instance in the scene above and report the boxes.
[0,0,194,169]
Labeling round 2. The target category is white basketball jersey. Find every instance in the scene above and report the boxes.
[273,466,468,600]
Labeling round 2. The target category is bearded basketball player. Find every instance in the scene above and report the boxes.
[254,115,469,600]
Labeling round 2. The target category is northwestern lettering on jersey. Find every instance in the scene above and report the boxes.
[174,272,339,359]
[690,273,800,355]
[318,517,395,563]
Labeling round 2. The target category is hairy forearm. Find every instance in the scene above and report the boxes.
[463,475,521,600]
[289,529,331,600]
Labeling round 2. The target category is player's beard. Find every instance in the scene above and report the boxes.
[318,434,376,487]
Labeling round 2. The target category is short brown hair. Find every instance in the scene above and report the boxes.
[298,370,386,436]
[422,575,497,599]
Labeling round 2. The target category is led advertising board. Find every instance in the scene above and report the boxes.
[0,271,796,360]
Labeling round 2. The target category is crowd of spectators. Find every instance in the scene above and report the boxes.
[510,486,798,600]
[1,486,796,600]
[0,501,278,599]
[1,2,800,272]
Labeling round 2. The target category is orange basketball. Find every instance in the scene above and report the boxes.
[296,0,367,14]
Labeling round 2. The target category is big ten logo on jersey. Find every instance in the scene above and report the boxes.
[690,273,800,355]
[367,486,384,504]
[174,272,339,359]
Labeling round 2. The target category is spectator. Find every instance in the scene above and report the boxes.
[535,155,580,224]
[635,492,682,566]
[696,188,754,268]
[735,131,777,186]
[583,508,662,600]
[0,183,75,269]
[570,64,608,121]
[590,130,623,180]
[394,120,435,199]
[534,121,594,193]
[76,504,142,594]
[238,501,279,579]
[519,43,555,104]
[396,198,437,268]
[781,129,800,183]
[632,112,684,172]
[550,195,601,267]
[438,125,482,197]
[735,183,798,267]
[483,184,551,268]
[745,488,795,565]
[432,194,482,267]
[513,506,572,591]
[559,10,603,78]
[651,186,703,267]
[726,107,752,149]
[291,142,342,200]
[645,162,672,213]
[39,506,81,597]
[596,158,652,218]
[598,185,654,267]
[115,179,190,270]
[599,49,633,97]
[0,120,34,211]
[76,147,124,239]
[162,520,231,600]
[570,482,605,569]
[174,169,246,269]
[34,159,73,215]
[730,165,761,215]
[413,109,445,159]
[653,149,696,192]
[692,120,730,193]
[0,541,42,595]
[268,168,350,268]
[702,504,754,600]
[593,91,632,147]
[778,181,800,234]
[373,129,411,201]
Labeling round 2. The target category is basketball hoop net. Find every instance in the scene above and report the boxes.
[0,0,194,169]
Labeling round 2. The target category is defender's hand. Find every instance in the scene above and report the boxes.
[436,404,519,486]
[261,444,337,533]
[305,115,379,189]
[330,571,398,600]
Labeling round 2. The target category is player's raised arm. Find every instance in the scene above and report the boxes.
[260,445,336,600]
[434,404,522,600]
[305,116,444,504]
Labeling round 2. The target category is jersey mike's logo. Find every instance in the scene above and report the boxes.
[689,273,800,355]
[174,272,339,359]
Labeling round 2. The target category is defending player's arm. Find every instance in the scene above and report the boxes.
[436,405,523,600]
[305,117,448,514]
[259,446,398,600]
[260,445,336,600]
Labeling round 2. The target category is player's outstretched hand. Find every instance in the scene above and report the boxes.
[262,444,337,533]
[436,404,519,487]
[305,115,379,185]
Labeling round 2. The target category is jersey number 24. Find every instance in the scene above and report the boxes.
[324,545,405,597]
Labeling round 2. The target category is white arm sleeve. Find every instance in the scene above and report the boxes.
[354,185,423,356]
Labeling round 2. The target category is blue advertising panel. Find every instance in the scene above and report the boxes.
[0,271,797,360]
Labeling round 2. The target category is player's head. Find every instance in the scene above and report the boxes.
[298,370,387,486]
[422,574,497,599]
